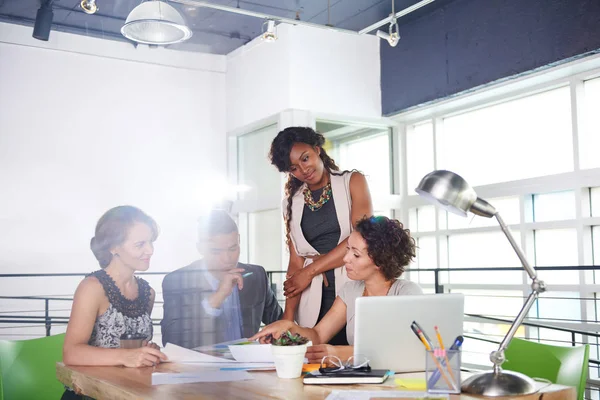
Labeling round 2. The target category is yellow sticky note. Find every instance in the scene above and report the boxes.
[394,377,427,391]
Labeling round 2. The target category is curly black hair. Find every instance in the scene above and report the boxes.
[269,127,345,245]
[354,216,416,281]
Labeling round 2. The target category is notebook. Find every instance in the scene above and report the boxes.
[303,369,392,385]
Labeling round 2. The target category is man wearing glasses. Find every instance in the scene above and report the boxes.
[161,209,283,349]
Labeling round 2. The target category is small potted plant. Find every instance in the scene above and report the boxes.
[270,330,310,379]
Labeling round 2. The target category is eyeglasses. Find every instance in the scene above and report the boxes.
[319,354,371,374]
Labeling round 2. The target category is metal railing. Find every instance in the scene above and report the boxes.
[1,265,599,393]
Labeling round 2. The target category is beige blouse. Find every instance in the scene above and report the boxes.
[338,279,423,345]
[284,172,354,328]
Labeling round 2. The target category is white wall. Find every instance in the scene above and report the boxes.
[0,20,383,339]
[226,24,381,132]
[0,23,227,337]
[288,25,381,119]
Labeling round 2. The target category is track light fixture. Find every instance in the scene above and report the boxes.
[80,0,98,14]
[261,19,277,42]
[32,0,54,41]
[375,0,400,47]
[376,18,400,47]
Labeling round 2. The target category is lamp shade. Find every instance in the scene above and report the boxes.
[415,170,477,217]
[121,0,192,45]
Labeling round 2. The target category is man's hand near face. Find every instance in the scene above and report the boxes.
[208,268,245,309]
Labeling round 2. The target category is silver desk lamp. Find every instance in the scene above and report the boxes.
[415,170,547,397]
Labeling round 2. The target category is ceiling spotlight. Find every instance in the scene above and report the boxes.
[121,0,193,46]
[80,0,98,14]
[376,18,400,47]
[32,0,54,41]
[261,19,277,42]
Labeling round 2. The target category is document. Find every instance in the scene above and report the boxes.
[162,343,232,363]
[228,342,273,363]
[326,391,448,400]
[151,370,253,385]
[162,343,275,369]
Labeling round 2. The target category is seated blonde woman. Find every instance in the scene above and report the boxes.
[250,215,422,363]
[62,206,167,399]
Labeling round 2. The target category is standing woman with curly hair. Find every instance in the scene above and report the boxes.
[269,127,373,345]
[251,216,422,362]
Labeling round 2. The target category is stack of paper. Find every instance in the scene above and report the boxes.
[152,370,253,385]
[162,343,275,370]
[326,391,449,400]
[228,342,273,363]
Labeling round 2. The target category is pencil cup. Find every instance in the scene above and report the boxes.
[425,349,461,394]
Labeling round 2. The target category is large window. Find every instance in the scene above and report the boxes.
[397,62,600,372]
[581,77,600,169]
[406,122,434,193]
[236,124,284,280]
[438,87,573,186]
[320,121,395,216]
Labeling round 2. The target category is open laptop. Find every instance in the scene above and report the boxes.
[354,293,464,373]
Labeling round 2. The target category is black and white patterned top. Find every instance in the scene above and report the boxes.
[87,270,153,348]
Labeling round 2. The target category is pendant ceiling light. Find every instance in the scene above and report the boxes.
[121,0,192,45]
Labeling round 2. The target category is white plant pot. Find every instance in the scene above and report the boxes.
[271,343,308,379]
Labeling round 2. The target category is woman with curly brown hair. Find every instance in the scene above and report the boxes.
[269,126,373,345]
[250,216,422,362]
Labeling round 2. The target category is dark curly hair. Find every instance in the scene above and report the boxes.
[269,127,348,245]
[355,216,416,281]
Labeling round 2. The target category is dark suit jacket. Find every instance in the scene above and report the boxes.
[160,261,283,349]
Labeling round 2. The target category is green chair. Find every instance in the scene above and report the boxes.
[503,337,590,400]
[0,333,66,400]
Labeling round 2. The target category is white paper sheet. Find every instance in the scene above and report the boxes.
[228,343,273,363]
[162,343,233,363]
[162,343,276,368]
[326,391,449,400]
[151,370,253,385]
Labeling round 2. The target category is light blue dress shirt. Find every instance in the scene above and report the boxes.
[200,265,243,342]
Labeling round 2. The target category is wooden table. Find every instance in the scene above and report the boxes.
[56,362,576,400]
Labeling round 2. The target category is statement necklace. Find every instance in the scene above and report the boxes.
[303,183,332,211]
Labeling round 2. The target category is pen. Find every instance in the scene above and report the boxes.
[412,320,433,349]
[242,272,253,278]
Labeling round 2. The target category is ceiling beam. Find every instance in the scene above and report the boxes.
[168,0,360,35]
[358,0,436,34]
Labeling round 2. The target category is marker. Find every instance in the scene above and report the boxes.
[242,272,253,278]
[449,335,464,351]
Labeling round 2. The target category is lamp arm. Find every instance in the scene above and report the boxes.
[495,213,537,280]
[490,290,539,373]
[489,212,546,374]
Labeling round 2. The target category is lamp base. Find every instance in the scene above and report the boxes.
[461,370,537,397]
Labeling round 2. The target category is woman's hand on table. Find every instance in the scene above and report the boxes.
[143,340,161,351]
[305,344,338,364]
[122,346,167,368]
